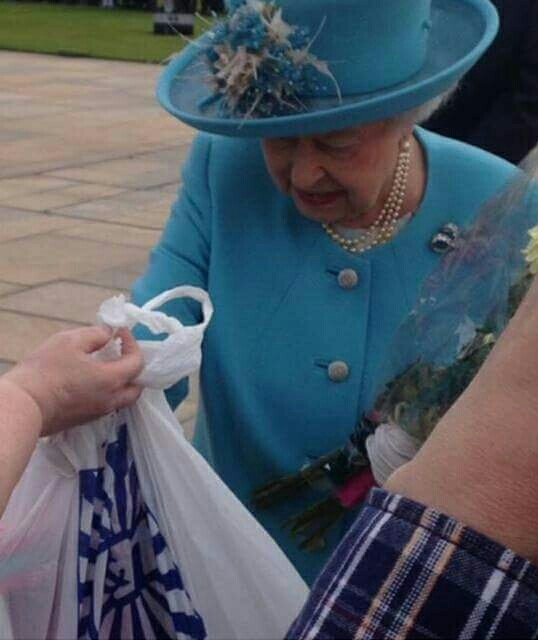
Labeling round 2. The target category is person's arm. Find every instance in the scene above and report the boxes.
[288,276,538,639]
[0,378,43,519]
[385,269,538,564]
[0,326,143,516]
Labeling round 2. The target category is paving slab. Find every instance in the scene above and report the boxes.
[0,281,124,324]
[53,188,175,228]
[0,97,68,120]
[0,54,193,179]
[0,234,149,285]
[0,176,78,200]
[53,220,161,248]
[0,139,129,179]
[0,130,43,144]
[0,184,127,212]
[0,208,76,243]
[7,81,118,103]
[0,51,199,420]
[0,310,77,362]
[76,262,148,291]
[0,283,25,297]
[48,154,182,189]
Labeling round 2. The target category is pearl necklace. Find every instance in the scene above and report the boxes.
[322,138,411,254]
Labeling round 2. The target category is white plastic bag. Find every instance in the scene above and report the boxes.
[0,286,308,640]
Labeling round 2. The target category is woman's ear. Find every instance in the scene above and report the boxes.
[398,115,415,140]
[386,113,414,142]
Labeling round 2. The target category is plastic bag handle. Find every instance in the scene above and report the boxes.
[141,285,212,318]
[97,286,213,337]
[97,286,214,389]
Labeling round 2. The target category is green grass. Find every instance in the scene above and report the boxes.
[0,1,211,63]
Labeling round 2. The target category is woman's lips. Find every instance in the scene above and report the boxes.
[293,188,344,207]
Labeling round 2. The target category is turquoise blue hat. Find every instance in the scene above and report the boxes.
[157,0,499,138]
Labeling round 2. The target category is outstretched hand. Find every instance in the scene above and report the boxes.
[4,326,144,436]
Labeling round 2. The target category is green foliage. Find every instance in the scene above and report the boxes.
[0,1,211,63]
[283,497,346,552]
[508,271,534,317]
[375,270,536,442]
[252,451,343,510]
[375,332,495,442]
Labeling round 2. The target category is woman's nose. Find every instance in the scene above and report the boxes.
[290,141,326,189]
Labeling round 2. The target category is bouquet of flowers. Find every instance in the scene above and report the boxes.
[254,156,538,551]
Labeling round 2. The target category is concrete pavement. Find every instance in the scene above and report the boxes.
[0,51,198,430]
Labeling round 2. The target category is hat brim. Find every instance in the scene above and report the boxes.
[156,0,498,138]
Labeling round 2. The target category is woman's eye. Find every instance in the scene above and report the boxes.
[318,142,354,155]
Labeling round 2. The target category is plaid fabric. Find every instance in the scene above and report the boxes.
[288,488,538,639]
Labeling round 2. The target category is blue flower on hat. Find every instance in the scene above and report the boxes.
[227,0,246,14]
[203,0,341,119]
[229,5,267,51]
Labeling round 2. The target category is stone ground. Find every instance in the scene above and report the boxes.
[0,51,199,433]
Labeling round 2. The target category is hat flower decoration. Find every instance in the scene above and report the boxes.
[202,0,341,120]
[157,0,499,137]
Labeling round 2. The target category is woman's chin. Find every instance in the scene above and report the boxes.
[292,193,378,228]
[292,195,346,224]
[293,203,366,227]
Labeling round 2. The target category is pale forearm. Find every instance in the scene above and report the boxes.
[386,276,538,565]
[0,326,143,517]
[0,378,43,516]
[386,381,538,564]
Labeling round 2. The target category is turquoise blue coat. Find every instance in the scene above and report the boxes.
[132,128,517,584]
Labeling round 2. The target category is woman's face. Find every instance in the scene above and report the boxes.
[262,119,412,227]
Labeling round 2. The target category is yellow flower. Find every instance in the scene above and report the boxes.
[523,225,538,275]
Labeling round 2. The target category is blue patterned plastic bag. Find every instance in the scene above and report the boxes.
[0,287,308,640]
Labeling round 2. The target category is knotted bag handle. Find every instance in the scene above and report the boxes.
[97,286,213,390]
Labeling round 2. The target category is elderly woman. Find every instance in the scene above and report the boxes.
[132,0,518,583]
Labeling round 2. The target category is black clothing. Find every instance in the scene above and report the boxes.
[426,0,538,163]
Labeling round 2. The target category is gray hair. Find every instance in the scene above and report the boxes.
[397,84,459,125]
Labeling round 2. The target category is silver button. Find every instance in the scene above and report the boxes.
[337,268,359,290]
[328,361,350,382]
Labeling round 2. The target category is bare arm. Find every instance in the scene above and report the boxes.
[0,378,43,516]
[0,326,143,516]
[386,274,538,563]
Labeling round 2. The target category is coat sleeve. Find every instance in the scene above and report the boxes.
[131,133,214,408]
[464,2,538,163]
[288,488,538,639]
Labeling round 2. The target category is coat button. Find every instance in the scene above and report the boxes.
[337,268,359,289]
[328,361,350,382]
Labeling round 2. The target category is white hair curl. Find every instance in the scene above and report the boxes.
[396,84,459,125]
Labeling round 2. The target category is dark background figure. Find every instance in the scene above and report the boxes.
[425,0,538,163]
[200,0,224,15]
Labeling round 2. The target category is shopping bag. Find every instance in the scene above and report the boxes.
[0,286,308,640]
